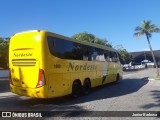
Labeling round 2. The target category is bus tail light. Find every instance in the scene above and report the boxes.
[36,69,46,88]
[9,69,13,85]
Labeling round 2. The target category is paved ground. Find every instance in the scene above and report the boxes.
[0,70,9,78]
[0,68,160,120]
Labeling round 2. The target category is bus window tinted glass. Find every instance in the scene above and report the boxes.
[47,36,118,62]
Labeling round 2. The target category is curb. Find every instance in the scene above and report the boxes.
[148,78,160,81]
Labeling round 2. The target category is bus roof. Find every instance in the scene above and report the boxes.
[13,30,116,52]
[45,30,116,52]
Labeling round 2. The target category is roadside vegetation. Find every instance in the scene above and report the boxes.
[72,32,132,64]
[0,37,9,69]
[150,75,160,80]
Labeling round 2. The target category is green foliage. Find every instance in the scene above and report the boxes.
[134,20,160,76]
[115,44,132,64]
[134,20,160,39]
[72,32,112,47]
[0,37,4,43]
[0,37,10,69]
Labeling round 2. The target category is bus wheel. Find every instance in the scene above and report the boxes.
[72,80,82,98]
[83,79,91,95]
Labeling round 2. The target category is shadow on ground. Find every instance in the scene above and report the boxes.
[141,90,160,109]
[0,78,149,113]
[0,79,10,93]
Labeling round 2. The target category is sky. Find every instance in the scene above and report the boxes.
[0,0,160,52]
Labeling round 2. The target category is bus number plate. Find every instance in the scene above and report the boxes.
[54,64,61,68]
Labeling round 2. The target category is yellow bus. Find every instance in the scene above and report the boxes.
[9,30,122,98]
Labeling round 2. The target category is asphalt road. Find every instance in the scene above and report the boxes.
[0,68,160,120]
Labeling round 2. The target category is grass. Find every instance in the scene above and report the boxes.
[149,75,160,80]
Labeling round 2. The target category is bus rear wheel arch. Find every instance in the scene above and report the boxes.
[72,80,82,98]
[116,73,120,82]
[83,78,91,95]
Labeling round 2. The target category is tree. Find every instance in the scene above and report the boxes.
[94,38,112,47]
[0,37,4,43]
[72,32,112,47]
[115,44,132,64]
[134,20,160,76]
[0,37,10,69]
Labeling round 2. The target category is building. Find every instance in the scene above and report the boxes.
[130,50,160,67]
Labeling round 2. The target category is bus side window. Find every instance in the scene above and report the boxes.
[110,52,119,62]
[104,51,110,62]
[53,40,55,47]
[91,51,98,61]
[109,52,113,62]
[95,48,105,62]
[113,52,119,62]
[83,56,88,61]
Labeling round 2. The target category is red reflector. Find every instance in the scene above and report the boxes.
[36,69,46,88]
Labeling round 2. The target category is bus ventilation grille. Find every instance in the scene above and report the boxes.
[12,59,36,66]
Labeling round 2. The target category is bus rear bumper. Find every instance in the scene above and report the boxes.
[10,84,48,98]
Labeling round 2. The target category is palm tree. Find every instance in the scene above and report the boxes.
[134,20,160,76]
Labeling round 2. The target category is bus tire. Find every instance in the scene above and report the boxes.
[83,79,91,95]
[72,80,82,98]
